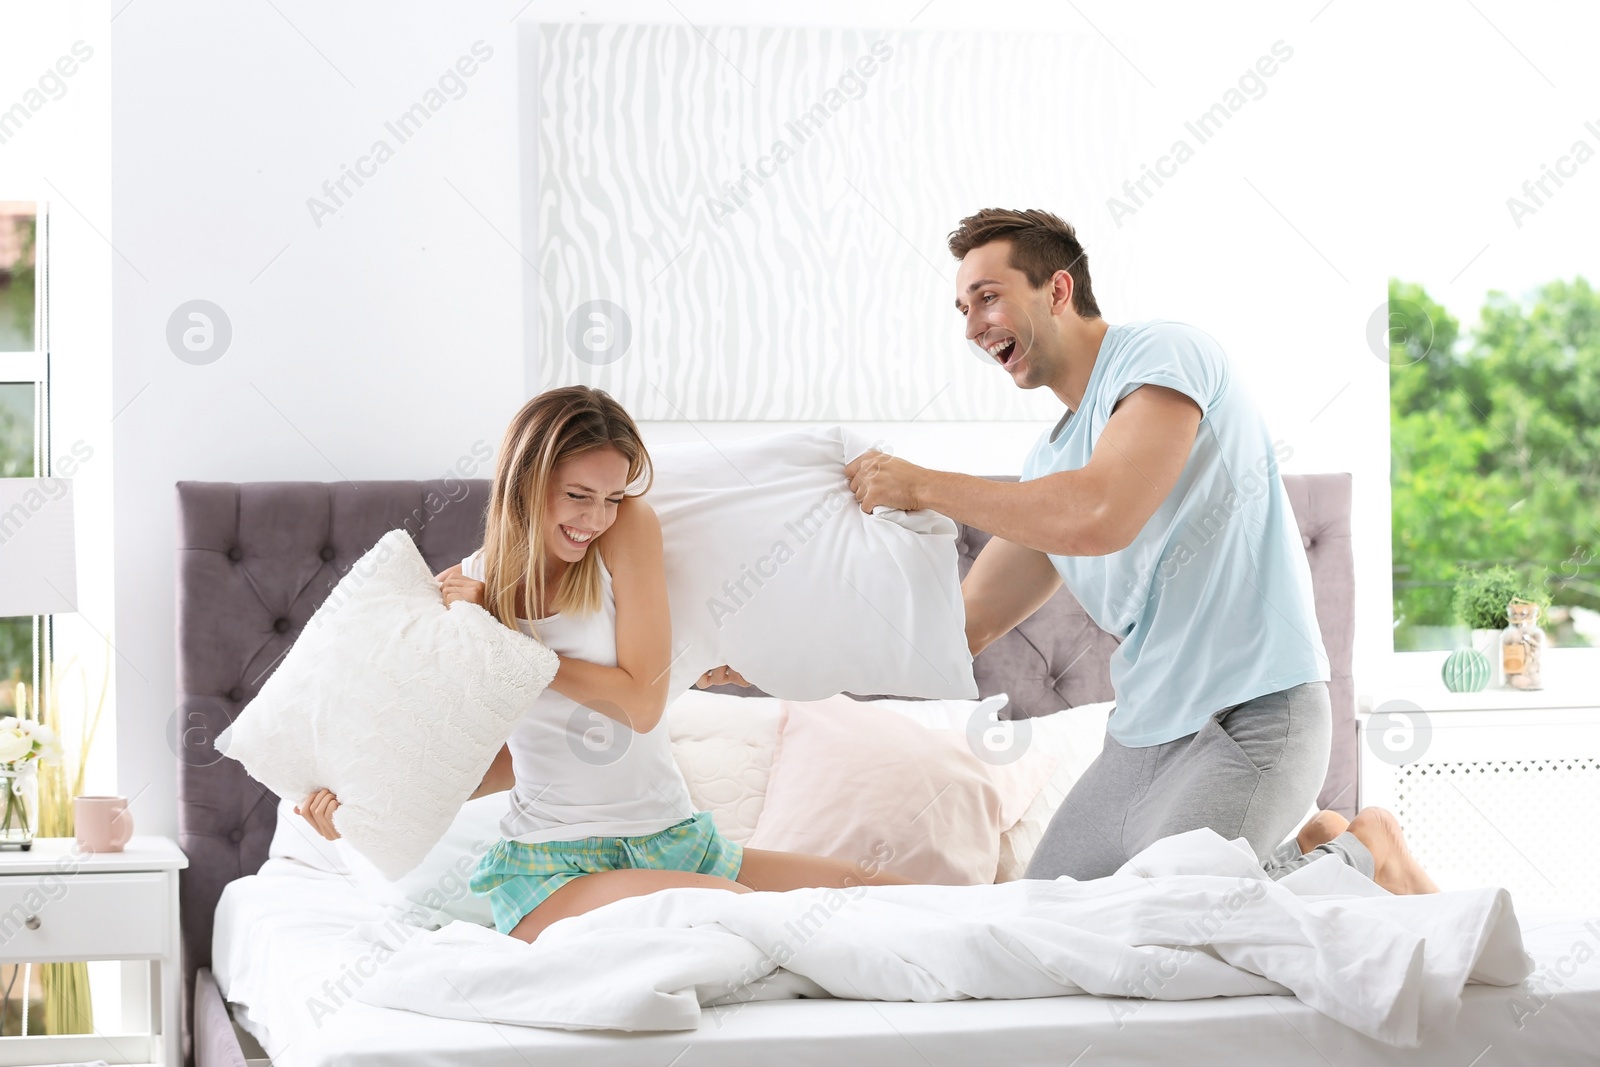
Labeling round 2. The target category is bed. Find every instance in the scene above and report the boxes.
[173,472,1579,1067]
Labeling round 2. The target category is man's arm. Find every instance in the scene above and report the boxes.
[846,384,1202,557]
[962,535,1063,656]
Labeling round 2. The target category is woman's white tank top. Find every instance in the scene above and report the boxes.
[461,548,693,844]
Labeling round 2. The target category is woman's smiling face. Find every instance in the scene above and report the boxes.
[544,446,630,564]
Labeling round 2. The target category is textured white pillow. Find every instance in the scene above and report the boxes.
[649,426,977,700]
[216,530,559,879]
[341,793,505,929]
[665,691,783,844]
[267,797,350,876]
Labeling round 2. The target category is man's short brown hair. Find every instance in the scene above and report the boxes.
[947,208,1101,319]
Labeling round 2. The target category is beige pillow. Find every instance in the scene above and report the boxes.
[746,695,1054,884]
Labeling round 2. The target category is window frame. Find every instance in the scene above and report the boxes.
[0,202,50,720]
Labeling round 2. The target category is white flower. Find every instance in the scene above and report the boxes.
[27,722,61,763]
[0,729,33,764]
[0,719,63,765]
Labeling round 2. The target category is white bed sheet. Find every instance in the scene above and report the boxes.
[214,860,1600,1067]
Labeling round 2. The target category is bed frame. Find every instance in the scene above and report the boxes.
[173,472,1356,1065]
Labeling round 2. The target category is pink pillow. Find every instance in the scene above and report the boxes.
[746,696,1056,885]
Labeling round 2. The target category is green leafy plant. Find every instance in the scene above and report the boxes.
[1452,566,1544,630]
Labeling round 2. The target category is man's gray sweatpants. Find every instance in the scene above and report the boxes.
[1022,681,1374,881]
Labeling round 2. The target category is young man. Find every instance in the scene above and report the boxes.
[844,208,1435,893]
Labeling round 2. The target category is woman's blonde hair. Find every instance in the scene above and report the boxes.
[480,386,652,636]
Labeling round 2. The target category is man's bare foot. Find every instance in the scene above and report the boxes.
[1347,807,1439,894]
[1296,810,1350,854]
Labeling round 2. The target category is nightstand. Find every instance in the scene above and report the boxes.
[0,836,186,1067]
[1359,661,1600,914]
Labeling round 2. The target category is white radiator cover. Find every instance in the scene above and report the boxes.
[1359,685,1600,916]
[1391,756,1599,914]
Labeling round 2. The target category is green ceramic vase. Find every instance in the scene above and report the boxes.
[1442,647,1491,693]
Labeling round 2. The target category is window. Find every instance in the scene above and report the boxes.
[1389,277,1599,652]
[0,201,43,716]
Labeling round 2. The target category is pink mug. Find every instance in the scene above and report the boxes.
[75,795,135,853]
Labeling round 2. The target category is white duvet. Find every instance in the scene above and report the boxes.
[351,830,1532,1048]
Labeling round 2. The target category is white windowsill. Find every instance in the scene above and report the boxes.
[1363,647,1600,713]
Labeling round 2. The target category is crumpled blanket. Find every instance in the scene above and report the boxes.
[351,829,1533,1047]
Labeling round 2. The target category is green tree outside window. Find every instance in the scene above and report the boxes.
[1391,277,1600,649]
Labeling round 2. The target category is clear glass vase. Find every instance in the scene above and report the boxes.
[1501,598,1545,691]
[0,761,38,849]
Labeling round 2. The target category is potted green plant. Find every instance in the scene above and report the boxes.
[1452,567,1545,686]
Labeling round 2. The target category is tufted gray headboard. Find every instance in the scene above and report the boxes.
[173,471,1355,1055]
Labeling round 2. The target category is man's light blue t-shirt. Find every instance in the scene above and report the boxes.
[1021,320,1329,748]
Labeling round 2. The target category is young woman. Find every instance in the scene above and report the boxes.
[298,386,910,942]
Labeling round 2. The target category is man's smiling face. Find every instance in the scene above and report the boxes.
[954,239,1056,390]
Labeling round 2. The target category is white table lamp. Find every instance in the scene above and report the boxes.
[0,478,79,617]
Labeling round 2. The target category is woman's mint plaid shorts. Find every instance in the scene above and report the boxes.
[469,810,744,934]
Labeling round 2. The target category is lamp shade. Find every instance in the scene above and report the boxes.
[0,478,78,617]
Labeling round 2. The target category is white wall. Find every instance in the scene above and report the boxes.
[109,2,526,833]
[1372,4,1600,330]
[96,0,1450,834]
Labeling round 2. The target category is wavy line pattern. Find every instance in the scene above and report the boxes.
[534,24,1143,420]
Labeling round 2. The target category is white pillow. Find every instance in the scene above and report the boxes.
[649,426,977,700]
[341,793,505,929]
[994,702,1113,881]
[267,796,350,876]
[216,530,559,879]
[850,694,1010,732]
[665,690,783,844]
